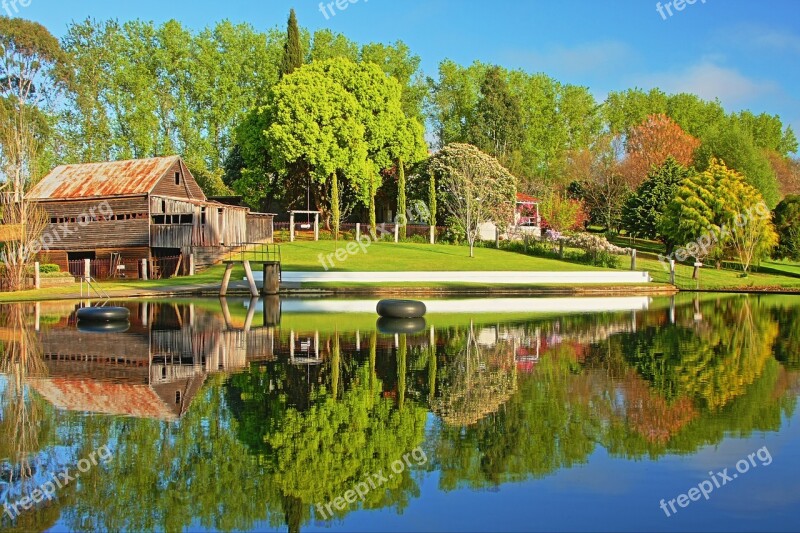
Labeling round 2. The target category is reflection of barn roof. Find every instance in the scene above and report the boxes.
[27,375,206,422]
[29,155,192,200]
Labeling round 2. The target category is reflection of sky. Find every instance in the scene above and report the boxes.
[293,412,800,533]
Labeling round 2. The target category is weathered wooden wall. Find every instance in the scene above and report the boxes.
[246,214,274,243]
[150,196,247,248]
[151,159,206,201]
[36,196,150,250]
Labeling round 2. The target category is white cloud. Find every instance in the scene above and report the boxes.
[504,41,637,77]
[635,62,779,107]
[715,25,800,55]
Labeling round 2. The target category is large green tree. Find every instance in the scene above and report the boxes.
[772,195,800,261]
[660,159,777,269]
[265,58,369,238]
[622,157,691,251]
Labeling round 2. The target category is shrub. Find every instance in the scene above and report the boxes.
[39,264,60,274]
[566,232,628,268]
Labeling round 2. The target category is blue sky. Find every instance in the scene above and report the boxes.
[16,0,800,144]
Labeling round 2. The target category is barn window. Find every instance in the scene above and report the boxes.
[175,172,181,186]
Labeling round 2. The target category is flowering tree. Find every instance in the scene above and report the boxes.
[428,143,516,257]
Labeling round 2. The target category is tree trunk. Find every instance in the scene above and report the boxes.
[369,180,377,239]
[397,159,407,239]
[331,172,340,240]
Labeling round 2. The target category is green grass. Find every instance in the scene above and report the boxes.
[277,241,606,272]
[2,240,799,303]
[638,256,800,290]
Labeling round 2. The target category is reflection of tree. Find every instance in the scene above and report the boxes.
[431,322,517,427]
[0,304,59,532]
[623,297,777,411]
[0,305,49,480]
[432,343,596,490]
[772,301,800,371]
[62,373,276,533]
[226,335,428,528]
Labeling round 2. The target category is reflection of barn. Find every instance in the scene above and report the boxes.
[30,302,277,421]
[28,156,274,278]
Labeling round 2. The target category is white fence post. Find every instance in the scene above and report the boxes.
[394,224,399,243]
[142,258,149,281]
[83,258,91,280]
[429,225,435,244]
[290,212,295,242]
[356,223,361,241]
[34,261,40,289]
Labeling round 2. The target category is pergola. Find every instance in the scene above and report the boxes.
[288,210,321,242]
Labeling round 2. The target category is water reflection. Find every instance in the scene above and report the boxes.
[0,294,798,532]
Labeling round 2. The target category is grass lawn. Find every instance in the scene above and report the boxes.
[637,256,800,290]
[2,240,799,303]
[277,241,605,272]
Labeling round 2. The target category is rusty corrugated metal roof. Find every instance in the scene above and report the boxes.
[30,156,181,200]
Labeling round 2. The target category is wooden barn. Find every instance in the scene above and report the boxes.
[28,156,273,278]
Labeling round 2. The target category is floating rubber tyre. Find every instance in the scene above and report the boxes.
[76,306,130,323]
[77,321,130,334]
[376,299,426,318]
[377,317,427,335]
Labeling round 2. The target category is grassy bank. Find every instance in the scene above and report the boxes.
[1,240,798,303]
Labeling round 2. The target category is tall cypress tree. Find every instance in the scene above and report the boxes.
[280,9,303,78]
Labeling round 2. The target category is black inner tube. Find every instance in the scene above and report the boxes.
[376,299,426,318]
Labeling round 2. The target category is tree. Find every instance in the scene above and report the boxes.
[569,135,631,233]
[765,151,800,197]
[469,66,522,168]
[265,59,368,238]
[0,18,69,290]
[427,143,516,257]
[695,120,781,208]
[538,190,587,233]
[660,159,777,270]
[280,9,303,78]
[62,19,283,185]
[622,157,691,251]
[620,114,700,187]
[772,195,800,261]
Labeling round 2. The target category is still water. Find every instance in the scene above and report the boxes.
[1,294,799,532]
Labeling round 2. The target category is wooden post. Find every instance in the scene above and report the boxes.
[189,253,195,276]
[630,249,637,271]
[429,225,435,244]
[495,226,500,249]
[669,295,676,324]
[263,295,282,327]
[34,261,40,289]
[669,259,676,285]
[243,297,258,332]
[242,260,259,297]
[394,224,399,243]
[314,213,319,241]
[219,263,234,297]
[693,261,702,282]
[559,240,564,259]
[290,212,295,242]
[262,263,280,295]
[356,223,361,241]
